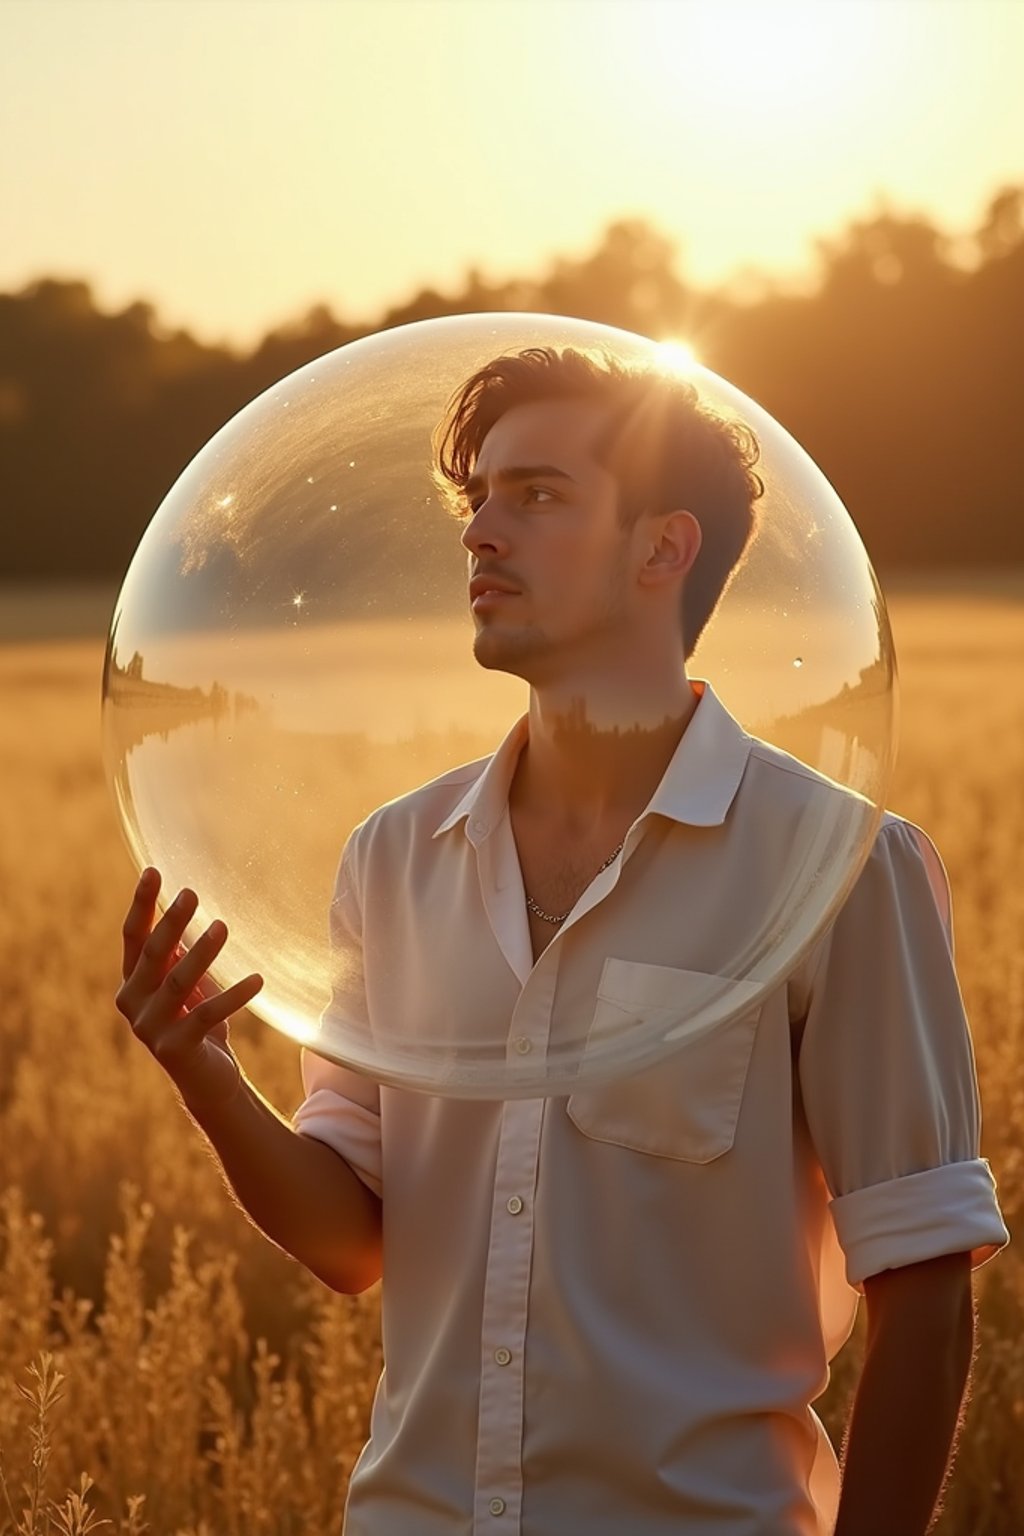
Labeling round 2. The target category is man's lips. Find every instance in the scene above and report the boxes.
[471,589,519,613]
[469,576,521,601]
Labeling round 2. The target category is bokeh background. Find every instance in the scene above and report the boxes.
[1,2,1022,1531]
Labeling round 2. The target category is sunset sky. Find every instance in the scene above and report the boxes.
[2,0,1022,348]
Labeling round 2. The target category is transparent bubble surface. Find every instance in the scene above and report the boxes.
[102,312,896,1098]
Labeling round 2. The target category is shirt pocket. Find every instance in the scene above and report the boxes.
[566,960,764,1164]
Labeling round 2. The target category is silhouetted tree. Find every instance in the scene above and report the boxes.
[1,191,1022,581]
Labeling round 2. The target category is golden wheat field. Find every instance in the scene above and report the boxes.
[1,581,1023,1535]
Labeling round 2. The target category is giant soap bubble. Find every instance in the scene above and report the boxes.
[102,312,895,1097]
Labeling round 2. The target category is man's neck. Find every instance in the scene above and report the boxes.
[509,672,701,834]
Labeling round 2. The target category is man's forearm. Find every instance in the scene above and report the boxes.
[833,1254,974,1536]
[181,1071,383,1293]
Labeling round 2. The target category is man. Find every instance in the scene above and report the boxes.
[118,345,1009,1535]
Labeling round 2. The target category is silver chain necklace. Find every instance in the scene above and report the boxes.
[524,840,626,926]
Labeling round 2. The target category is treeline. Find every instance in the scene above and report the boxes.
[1,189,1022,580]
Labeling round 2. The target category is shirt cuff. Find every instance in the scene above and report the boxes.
[292,1088,384,1198]
[830,1159,1010,1288]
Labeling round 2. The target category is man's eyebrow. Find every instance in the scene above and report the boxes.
[462,464,577,498]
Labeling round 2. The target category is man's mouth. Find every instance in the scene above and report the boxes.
[469,575,522,607]
[471,589,519,612]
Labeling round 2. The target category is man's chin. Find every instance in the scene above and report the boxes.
[471,628,537,680]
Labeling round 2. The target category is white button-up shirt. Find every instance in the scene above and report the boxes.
[293,678,1009,1536]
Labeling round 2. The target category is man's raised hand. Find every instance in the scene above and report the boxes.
[116,867,264,1111]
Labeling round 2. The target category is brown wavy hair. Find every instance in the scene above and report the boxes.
[433,345,765,659]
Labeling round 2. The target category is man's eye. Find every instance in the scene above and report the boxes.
[525,486,556,504]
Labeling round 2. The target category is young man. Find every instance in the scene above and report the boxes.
[118,347,1008,1535]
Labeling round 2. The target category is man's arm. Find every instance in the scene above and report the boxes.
[833,1251,974,1536]
[116,869,383,1295]
[183,1071,383,1295]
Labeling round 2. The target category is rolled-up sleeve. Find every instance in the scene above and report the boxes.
[291,828,383,1198]
[797,815,1009,1289]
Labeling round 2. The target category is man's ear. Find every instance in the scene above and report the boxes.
[640,509,702,586]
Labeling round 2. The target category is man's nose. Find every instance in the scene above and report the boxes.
[460,502,510,558]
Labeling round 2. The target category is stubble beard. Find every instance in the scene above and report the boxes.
[471,568,629,684]
[471,618,549,681]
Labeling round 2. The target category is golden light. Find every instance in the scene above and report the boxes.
[658,339,700,373]
[689,3,875,103]
[599,0,901,168]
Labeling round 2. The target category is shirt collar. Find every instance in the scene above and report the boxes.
[431,677,753,845]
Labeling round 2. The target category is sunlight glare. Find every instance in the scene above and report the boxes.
[611,0,894,142]
[658,339,700,373]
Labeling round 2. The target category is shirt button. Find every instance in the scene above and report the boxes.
[494,1346,512,1366]
[506,1195,523,1215]
[514,1036,532,1055]
[489,1497,506,1516]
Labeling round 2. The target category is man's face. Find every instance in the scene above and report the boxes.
[460,396,637,682]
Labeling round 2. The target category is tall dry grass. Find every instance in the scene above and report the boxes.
[1,585,1022,1532]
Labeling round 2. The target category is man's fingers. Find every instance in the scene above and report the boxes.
[163,972,265,1055]
[118,874,263,1074]
[124,887,200,1004]
[120,867,162,982]
[125,913,225,1038]
[157,918,231,1018]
